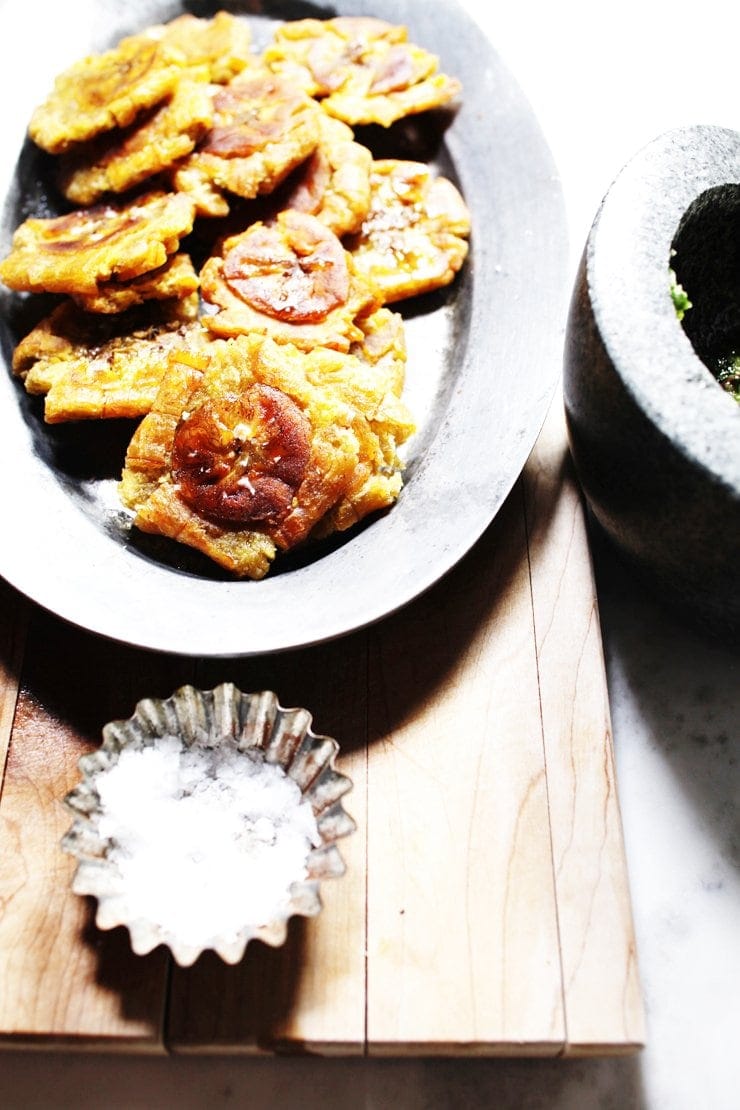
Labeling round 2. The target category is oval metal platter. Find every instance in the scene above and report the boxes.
[0,0,568,657]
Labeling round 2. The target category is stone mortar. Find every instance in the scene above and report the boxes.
[564,125,740,640]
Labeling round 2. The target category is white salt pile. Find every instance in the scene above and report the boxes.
[92,735,321,950]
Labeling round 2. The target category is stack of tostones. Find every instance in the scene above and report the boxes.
[0,191,195,299]
[29,12,253,156]
[28,33,188,155]
[13,296,204,422]
[57,75,215,206]
[0,10,473,578]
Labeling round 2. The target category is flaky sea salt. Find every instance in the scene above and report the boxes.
[92,736,321,950]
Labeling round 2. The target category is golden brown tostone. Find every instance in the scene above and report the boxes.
[141,11,254,84]
[0,191,196,296]
[14,294,203,423]
[172,68,322,217]
[57,75,214,206]
[200,210,379,351]
[28,34,186,154]
[346,159,471,303]
[264,16,461,127]
[119,332,414,577]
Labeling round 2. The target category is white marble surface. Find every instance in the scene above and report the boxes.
[0,1,738,1106]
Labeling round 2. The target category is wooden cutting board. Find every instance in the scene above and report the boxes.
[0,401,645,1056]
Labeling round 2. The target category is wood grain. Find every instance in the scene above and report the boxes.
[364,489,565,1055]
[0,605,193,1050]
[522,402,645,1054]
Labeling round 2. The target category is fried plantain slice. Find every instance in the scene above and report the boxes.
[120,332,414,577]
[28,34,186,154]
[13,292,196,376]
[142,11,254,84]
[58,74,214,206]
[264,16,461,127]
[275,112,372,236]
[0,191,196,296]
[72,252,199,314]
[172,68,322,217]
[346,159,470,303]
[14,294,204,422]
[264,17,406,95]
[200,210,379,351]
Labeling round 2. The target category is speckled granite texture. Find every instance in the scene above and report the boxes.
[564,127,740,640]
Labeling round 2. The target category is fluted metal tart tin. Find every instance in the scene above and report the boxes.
[62,685,355,966]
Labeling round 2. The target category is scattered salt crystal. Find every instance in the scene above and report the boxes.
[92,736,321,950]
